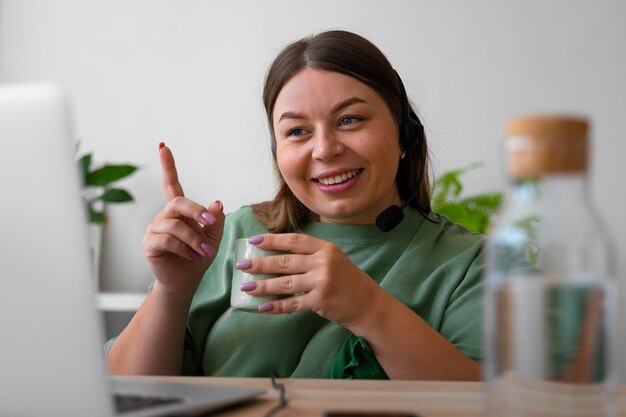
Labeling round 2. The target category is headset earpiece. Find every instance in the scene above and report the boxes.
[394,70,424,151]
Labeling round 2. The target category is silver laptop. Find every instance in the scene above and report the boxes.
[0,84,263,417]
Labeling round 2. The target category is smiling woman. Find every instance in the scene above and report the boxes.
[105,30,485,381]
[272,68,403,225]
[255,31,431,233]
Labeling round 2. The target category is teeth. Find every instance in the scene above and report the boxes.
[318,169,360,185]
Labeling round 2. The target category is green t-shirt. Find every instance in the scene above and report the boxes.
[181,206,485,378]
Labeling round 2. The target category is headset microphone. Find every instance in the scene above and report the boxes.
[375,71,426,232]
[376,190,421,232]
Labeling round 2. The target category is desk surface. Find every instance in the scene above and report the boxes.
[148,376,626,417]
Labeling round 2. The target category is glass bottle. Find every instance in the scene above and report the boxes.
[484,115,617,417]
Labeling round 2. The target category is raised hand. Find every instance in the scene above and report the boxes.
[142,142,225,296]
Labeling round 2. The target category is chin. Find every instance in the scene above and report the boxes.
[316,207,376,225]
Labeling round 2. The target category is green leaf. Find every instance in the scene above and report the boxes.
[78,153,92,180]
[88,205,106,224]
[432,163,484,210]
[436,202,489,233]
[431,163,503,234]
[85,164,137,186]
[457,193,503,215]
[99,188,133,203]
[432,174,462,208]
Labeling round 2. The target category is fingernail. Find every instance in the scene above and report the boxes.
[201,211,217,225]
[240,281,257,291]
[236,259,252,270]
[190,250,200,259]
[209,200,223,213]
[159,141,165,150]
[201,242,216,257]
[248,235,264,245]
[259,303,273,312]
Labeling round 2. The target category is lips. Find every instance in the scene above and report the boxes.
[313,168,363,186]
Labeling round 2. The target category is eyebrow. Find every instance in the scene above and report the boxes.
[277,96,367,123]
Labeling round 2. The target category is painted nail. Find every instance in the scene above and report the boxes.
[159,141,165,150]
[258,303,273,312]
[236,259,253,270]
[240,281,257,291]
[248,235,264,245]
[201,211,217,225]
[190,250,201,259]
[215,200,224,212]
[201,242,216,257]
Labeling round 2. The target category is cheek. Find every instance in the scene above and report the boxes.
[276,148,304,183]
[368,135,402,182]
[363,133,402,164]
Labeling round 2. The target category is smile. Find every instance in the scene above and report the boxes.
[314,169,363,185]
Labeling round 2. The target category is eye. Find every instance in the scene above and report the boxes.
[338,116,362,127]
[286,127,306,138]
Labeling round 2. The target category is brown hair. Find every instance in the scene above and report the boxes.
[252,30,431,232]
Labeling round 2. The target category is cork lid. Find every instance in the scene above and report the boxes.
[505,115,589,178]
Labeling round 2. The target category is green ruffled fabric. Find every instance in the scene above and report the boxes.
[330,334,389,379]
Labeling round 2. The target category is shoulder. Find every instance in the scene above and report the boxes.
[225,205,257,224]
[416,212,484,253]
[432,214,484,247]
[403,211,485,274]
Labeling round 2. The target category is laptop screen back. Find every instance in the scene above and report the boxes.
[0,84,114,417]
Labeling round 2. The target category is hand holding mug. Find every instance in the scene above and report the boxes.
[235,233,383,330]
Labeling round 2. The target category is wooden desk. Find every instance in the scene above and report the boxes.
[148,376,626,417]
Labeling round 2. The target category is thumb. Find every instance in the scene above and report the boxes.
[203,200,225,249]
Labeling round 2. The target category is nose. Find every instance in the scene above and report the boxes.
[311,129,344,160]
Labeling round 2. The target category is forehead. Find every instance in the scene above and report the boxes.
[272,68,386,122]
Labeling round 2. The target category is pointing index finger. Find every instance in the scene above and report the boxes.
[159,142,185,201]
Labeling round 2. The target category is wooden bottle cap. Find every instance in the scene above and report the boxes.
[505,115,589,178]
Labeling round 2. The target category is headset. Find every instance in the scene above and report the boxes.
[375,70,435,232]
[396,70,425,151]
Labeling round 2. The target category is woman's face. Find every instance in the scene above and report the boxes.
[273,68,402,224]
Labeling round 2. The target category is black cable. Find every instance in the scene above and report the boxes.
[263,371,288,417]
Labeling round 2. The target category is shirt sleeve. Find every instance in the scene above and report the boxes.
[438,243,485,363]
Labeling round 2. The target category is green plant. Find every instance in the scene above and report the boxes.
[78,153,138,224]
[431,162,503,234]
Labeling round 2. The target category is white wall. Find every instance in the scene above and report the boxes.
[1,0,624,380]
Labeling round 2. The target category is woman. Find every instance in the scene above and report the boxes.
[106,30,484,380]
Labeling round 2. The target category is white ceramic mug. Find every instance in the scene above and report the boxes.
[230,238,288,311]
